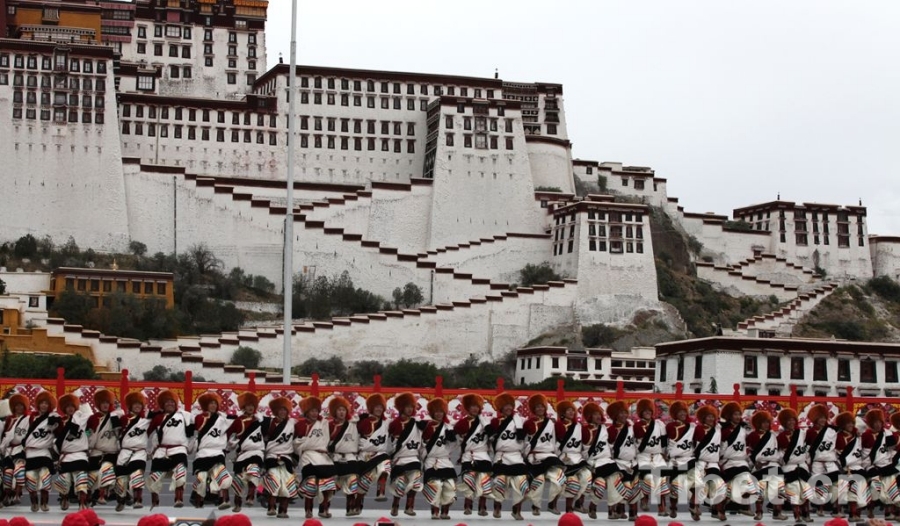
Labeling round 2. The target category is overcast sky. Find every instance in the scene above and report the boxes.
[265,1,900,234]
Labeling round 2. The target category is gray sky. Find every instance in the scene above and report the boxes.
[266,1,900,235]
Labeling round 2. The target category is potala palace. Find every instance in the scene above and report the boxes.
[2,0,900,385]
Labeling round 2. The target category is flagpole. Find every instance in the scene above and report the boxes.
[282,0,298,384]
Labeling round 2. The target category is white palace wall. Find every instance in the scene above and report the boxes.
[871,237,900,281]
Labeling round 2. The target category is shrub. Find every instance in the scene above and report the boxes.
[582,323,624,347]
[535,186,563,192]
[294,356,348,381]
[348,360,385,384]
[0,347,97,379]
[142,364,206,382]
[519,262,562,287]
[868,276,900,304]
[381,359,439,387]
[723,220,753,232]
[230,346,262,369]
[13,234,37,259]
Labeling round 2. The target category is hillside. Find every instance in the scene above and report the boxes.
[794,277,900,341]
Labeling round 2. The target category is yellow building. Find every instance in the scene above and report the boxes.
[6,0,103,43]
[50,267,175,310]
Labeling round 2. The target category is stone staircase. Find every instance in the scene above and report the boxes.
[731,282,839,336]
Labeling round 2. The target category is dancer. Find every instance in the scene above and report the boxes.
[633,398,669,516]
[86,389,120,506]
[327,396,360,516]
[295,396,337,519]
[262,396,298,518]
[555,400,590,514]
[228,392,264,513]
[357,393,390,514]
[665,401,695,519]
[582,402,614,519]
[1,394,30,507]
[455,393,491,517]
[487,392,528,520]
[747,410,785,521]
[115,391,151,511]
[24,391,59,512]
[147,389,195,509]
[54,393,91,511]
[422,398,456,519]
[778,408,812,522]
[191,392,234,510]
[388,392,424,517]
[861,409,897,520]
[719,402,756,518]
[692,405,724,521]
[606,400,637,520]
[835,411,867,521]
[807,404,841,517]
[523,393,565,515]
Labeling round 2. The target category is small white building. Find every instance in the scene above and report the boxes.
[515,346,656,391]
[655,336,900,397]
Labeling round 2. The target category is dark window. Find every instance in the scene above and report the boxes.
[676,357,684,381]
[813,357,827,381]
[767,356,781,379]
[694,355,702,378]
[744,356,757,378]
[887,361,898,383]
[838,359,851,381]
[861,360,877,383]
[658,360,667,381]
[790,357,804,379]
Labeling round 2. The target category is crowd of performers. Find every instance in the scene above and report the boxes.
[0,388,897,522]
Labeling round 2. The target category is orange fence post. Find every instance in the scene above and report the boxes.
[435,376,443,398]
[496,377,504,393]
[845,386,855,413]
[120,370,129,403]
[675,382,683,400]
[248,372,256,393]
[732,383,741,402]
[374,374,382,392]
[184,371,194,408]
[789,385,798,411]
[311,374,320,398]
[616,379,625,400]
[56,367,65,397]
[556,379,565,402]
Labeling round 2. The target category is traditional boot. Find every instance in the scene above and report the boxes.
[133,488,143,509]
[867,503,876,519]
[40,490,49,512]
[494,500,503,518]
[405,492,417,516]
[277,497,289,519]
[352,493,363,515]
[431,506,441,520]
[29,491,38,512]
[391,496,401,517]
[532,504,542,516]
[849,502,860,521]
[464,498,473,515]
[478,496,488,516]
[375,474,387,501]
[575,495,586,513]
[589,502,597,519]
[802,502,812,522]
[630,503,639,521]
[174,487,184,508]
[794,505,804,522]
[233,494,242,513]
[565,497,574,513]
[319,492,333,518]
[78,491,89,511]
[115,493,126,512]
[716,502,726,521]
[671,497,679,518]
[440,504,451,519]
[641,496,650,512]
[245,485,255,508]
[548,496,560,515]
[305,497,314,519]
[15,486,23,505]
[218,489,230,511]
[151,492,160,509]
[658,500,667,517]
[512,502,524,521]
[191,490,203,508]
[266,495,276,516]
[97,488,108,505]
[773,504,788,520]
[60,495,70,511]
[755,500,764,521]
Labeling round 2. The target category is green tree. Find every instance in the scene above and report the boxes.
[230,346,263,369]
[129,241,148,257]
[294,356,348,381]
[519,262,562,287]
[1,352,97,379]
[251,275,275,294]
[382,359,439,387]
[582,323,623,347]
[442,357,510,389]
[348,360,385,384]
[13,234,37,259]
[0,278,5,295]
[401,283,424,308]
[51,290,94,325]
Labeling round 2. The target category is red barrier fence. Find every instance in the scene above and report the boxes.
[1,368,895,430]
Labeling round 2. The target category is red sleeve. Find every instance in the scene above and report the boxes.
[488,417,502,435]
[806,428,819,445]
[294,419,309,438]
[86,414,101,433]
[861,430,875,449]
[746,431,761,452]
[835,432,848,451]
[388,418,403,439]
[693,425,707,443]
[719,423,734,442]
[454,417,471,436]
[633,420,647,439]
[422,421,437,442]
[555,420,567,440]
[357,416,373,436]
[523,418,537,436]
[607,424,619,443]
[582,425,594,444]
[777,431,791,450]
[226,416,244,437]
[54,417,68,437]
[147,412,166,433]
[666,422,679,440]
[194,414,206,432]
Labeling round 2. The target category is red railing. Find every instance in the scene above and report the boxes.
[1,369,894,429]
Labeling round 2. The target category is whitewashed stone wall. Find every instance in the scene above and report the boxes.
[871,237,900,280]
[423,235,552,285]
[526,140,575,194]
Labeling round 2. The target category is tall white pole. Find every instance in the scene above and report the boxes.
[282,0,298,384]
